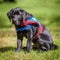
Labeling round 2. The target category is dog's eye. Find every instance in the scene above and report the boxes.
[13,11,19,15]
[20,10,23,12]
[12,15,14,18]
[15,13,19,15]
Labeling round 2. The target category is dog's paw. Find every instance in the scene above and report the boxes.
[15,49,20,52]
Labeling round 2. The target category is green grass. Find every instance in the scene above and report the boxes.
[0,0,60,60]
[0,27,60,60]
[0,50,60,60]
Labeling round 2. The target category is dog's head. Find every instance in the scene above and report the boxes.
[7,7,32,26]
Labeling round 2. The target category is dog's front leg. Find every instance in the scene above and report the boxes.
[15,33,23,52]
[26,29,33,52]
[15,39,22,52]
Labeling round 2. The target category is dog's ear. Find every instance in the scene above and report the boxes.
[7,9,13,22]
[22,11,26,23]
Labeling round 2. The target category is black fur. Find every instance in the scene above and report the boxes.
[7,7,58,52]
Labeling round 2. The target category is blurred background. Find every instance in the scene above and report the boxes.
[0,0,60,60]
[0,0,60,39]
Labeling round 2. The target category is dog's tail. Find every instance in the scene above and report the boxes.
[52,44,58,50]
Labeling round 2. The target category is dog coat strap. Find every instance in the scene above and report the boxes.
[26,20,40,27]
[33,25,44,40]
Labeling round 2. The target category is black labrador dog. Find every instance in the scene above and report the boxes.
[7,7,57,52]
